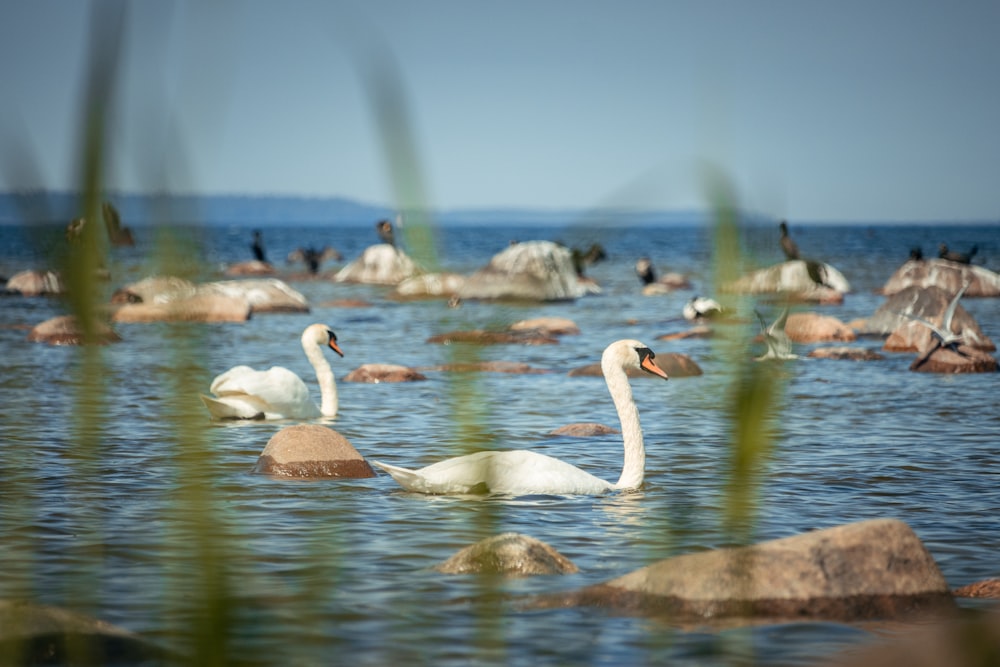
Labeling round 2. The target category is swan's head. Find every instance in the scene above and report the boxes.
[302,323,344,357]
[603,339,669,380]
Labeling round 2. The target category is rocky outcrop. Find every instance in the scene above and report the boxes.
[200,279,309,313]
[5,270,65,296]
[342,364,427,383]
[725,260,850,302]
[867,286,994,351]
[252,425,375,478]
[334,244,422,285]
[785,313,857,343]
[112,293,251,323]
[530,519,955,623]
[569,352,702,378]
[27,315,122,345]
[459,241,589,302]
[434,533,579,576]
[880,258,1000,297]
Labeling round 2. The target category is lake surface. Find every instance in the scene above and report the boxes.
[1,216,998,665]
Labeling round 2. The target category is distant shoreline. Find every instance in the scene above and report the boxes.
[0,190,992,227]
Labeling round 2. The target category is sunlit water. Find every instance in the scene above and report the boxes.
[1,218,998,666]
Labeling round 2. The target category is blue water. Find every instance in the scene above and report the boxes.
[1,215,998,666]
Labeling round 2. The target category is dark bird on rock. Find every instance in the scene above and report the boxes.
[779,221,800,260]
[938,243,977,264]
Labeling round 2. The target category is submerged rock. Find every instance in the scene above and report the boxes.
[549,422,620,437]
[342,364,427,383]
[435,533,579,576]
[530,519,955,623]
[427,329,559,346]
[395,272,466,298]
[509,317,581,336]
[807,346,885,361]
[252,425,375,478]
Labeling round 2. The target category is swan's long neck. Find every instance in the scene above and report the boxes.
[303,335,338,417]
[604,360,644,489]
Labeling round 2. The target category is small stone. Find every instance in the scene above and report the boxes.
[28,315,121,346]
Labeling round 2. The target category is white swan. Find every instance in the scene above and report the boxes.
[200,323,343,420]
[371,339,669,495]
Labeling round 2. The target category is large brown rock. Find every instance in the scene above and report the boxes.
[27,315,121,345]
[880,258,1000,297]
[252,425,375,478]
[435,533,579,576]
[785,313,857,343]
[531,519,956,623]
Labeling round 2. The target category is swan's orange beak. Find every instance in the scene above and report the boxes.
[328,339,344,357]
[641,355,669,380]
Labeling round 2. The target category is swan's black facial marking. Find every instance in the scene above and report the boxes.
[326,329,345,357]
[636,346,669,380]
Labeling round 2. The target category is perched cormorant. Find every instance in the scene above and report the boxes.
[938,243,977,264]
[779,221,800,260]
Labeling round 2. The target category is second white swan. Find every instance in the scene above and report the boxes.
[372,339,668,495]
[200,323,344,420]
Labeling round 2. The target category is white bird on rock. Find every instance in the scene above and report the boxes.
[372,339,669,496]
[200,323,344,420]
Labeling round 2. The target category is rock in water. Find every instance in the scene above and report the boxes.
[531,519,955,623]
[435,533,579,576]
[253,425,375,478]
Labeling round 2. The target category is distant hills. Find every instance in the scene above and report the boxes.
[0,190,701,227]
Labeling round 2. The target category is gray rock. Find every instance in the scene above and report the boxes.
[435,533,579,576]
[334,244,422,285]
[531,519,956,622]
[252,425,375,478]
[725,260,850,302]
[459,241,588,301]
[880,258,1000,297]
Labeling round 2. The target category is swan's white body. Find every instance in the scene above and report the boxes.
[200,323,343,420]
[372,339,668,495]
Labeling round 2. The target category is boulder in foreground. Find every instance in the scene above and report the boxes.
[530,519,955,623]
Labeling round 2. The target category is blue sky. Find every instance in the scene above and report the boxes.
[2,1,998,222]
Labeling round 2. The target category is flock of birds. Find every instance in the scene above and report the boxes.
[198,220,979,497]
